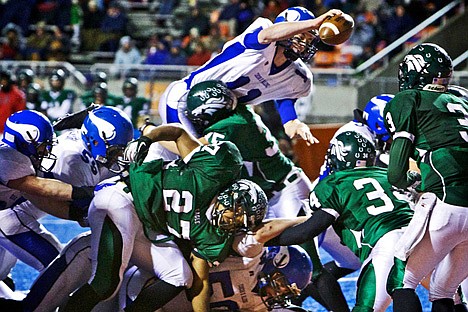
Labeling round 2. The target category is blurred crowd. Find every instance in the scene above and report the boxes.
[0,0,458,67]
[0,67,150,139]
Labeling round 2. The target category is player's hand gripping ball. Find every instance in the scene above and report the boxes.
[319,13,354,46]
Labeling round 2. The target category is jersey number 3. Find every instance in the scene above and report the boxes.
[353,178,394,215]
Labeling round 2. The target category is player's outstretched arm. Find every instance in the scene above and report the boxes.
[265,210,335,246]
[254,216,309,243]
[258,9,343,44]
[7,175,74,200]
[142,124,202,159]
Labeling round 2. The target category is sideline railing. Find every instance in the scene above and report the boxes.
[0,0,465,90]
[354,0,463,75]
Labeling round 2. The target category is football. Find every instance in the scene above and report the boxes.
[319,13,355,46]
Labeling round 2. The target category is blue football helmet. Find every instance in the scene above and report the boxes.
[362,94,394,143]
[81,106,134,172]
[258,245,313,310]
[274,7,319,62]
[2,110,57,171]
[211,179,268,234]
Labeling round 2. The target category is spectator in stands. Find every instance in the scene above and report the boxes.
[186,41,212,66]
[348,13,375,48]
[99,1,129,52]
[0,24,25,60]
[35,0,73,31]
[343,12,376,64]
[216,0,256,35]
[143,36,169,65]
[383,4,416,45]
[24,21,52,60]
[112,35,141,78]
[114,36,142,65]
[81,0,105,51]
[158,0,179,15]
[0,70,27,134]
[201,24,227,54]
[261,0,283,22]
[163,42,187,65]
[218,0,241,22]
[70,0,83,51]
[0,0,36,35]
[154,0,179,26]
[235,0,257,33]
[181,6,211,38]
[44,26,71,61]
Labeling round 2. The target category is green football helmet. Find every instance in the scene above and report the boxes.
[212,179,267,234]
[327,131,376,172]
[398,43,452,92]
[185,80,237,131]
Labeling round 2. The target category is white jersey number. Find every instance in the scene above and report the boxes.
[163,190,193,239]
[353,178,394,215]
[447,102,468,142]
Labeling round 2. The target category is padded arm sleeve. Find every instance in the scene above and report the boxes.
[265,210,335,246]
[275,99,297,124]
[387,137,413,189]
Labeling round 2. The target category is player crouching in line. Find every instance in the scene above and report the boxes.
[121,245,313,312]
[14,123,305,312]
[266,131,415,311]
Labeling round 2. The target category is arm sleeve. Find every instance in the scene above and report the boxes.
[265,210,335,246]
[243,27,270,50]
[387,137,413,189]
[275,98,298,124]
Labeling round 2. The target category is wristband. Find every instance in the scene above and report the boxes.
[72,186,95,200]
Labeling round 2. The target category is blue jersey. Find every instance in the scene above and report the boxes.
[162,17,313,124]
[184,17,313,105]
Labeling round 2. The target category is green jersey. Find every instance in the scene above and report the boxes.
[129,141,243,262]
[115,96,150,128]
[384,90,468,205]
[310,167,413,262]
[80,91,122,107]
[40,89,76,122]
[204,105,294,194]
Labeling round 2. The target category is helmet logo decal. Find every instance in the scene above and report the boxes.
[273,246,290,268]
[403,54,428,75]
[192,84,234,117]
[5,119,40,143]
[88,111,117,141]
[330,138,349,162]
[280,9,300,21]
